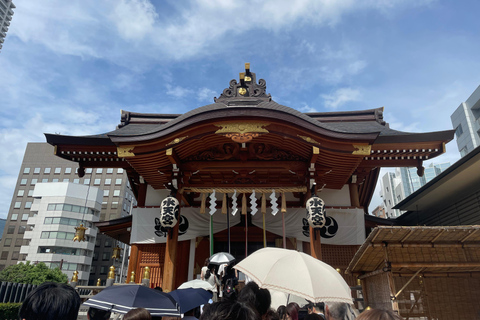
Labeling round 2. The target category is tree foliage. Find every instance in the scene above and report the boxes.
[0,261,68,285]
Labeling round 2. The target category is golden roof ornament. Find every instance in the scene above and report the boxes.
[73,224,87,242]
[71,271,79,283]
[96,278,101,286]
[143,266,150,280]
[107,266,115,280]
[130,271,136,283]
[112,245,122,260]
[214,63,271,106]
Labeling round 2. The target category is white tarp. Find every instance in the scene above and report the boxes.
[131,207,365,245]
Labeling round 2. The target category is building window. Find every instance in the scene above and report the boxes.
[11,214,18,221]
[86,168,93,174]
[105,179,111,185]
[111,202,119,209]
[90,266,96,273]
[23,168,30,174]
[455,124,463,138]
[63,178,70,182]
[3,238,12,247]
[93,252,98,261]
[104,239,112,247]
[42,178,49,183]
[17,190,25,197]
[113,190,120,197]
[15,238,23,247]
[7,226,15,234]
[84,179,90,185]
[103,190,110,197]
[96,168,103,174]
[115,179,122,185]
[28,190,34,197]
[1,252,8,260]
[73,179,80,184]
[11,252,19,260]
[18,226,26,234]
[102,252,110,261]
[460,146,469,157]
[22,213,30,220]
[14,201,21,209]
[117,168,124,174]
[34,168,41,174]
[102,202,108,209]
[54,168,61,174]
[94,179,101,185]
[100,266,107,275]
[52,179,59,182]
[65,168,72,174]
[20,179,27,185]
[31,179,37,185]
[44,168,51,174]
[107,168,114,174]
[25,202,32,209]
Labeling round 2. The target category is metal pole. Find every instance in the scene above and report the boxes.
[227,195,230,254]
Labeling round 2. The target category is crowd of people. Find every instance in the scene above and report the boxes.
[17,279,403,320]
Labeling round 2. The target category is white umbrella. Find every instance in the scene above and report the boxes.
[209,252,235,265]
[234,247,352,303]
[177,279,214,291]
[269,289,309,310]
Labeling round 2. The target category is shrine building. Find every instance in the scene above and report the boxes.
[45,64,454,292]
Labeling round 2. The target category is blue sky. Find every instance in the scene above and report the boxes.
[1,0,479,219]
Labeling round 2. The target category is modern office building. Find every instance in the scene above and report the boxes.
[20,182,101,285]
[451,85,480,157]
[380,162,450,218]
[0,143,135,285]
[0,0,15,52]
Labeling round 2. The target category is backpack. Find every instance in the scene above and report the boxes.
[223,278,236,299]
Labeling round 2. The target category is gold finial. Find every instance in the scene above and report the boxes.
[238,87,247,95]
[71,270,79,282]
[143,266,150,280]
[239,72,245,80]
[357,278,361,286]
[73,224,87,242]
[336,268,342,274]
[129,271,136,283]
[245,63,250,70]
[365,306,372,311]
[108,266,115,279]
[96,278,101,286]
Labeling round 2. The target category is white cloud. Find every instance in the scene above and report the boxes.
[322,88,362,109]
[166,84,194,99]
[197,88,218,102]
[110,0,158,41]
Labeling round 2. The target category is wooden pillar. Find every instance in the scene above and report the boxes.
[387,271,399,312]
[349,183,360,208]
[162,192,182,292]
[137,183,148,206]
[309,227,322,260]
[127,244,139,283]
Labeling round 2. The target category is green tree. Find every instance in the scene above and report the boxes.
[0,261,68,285]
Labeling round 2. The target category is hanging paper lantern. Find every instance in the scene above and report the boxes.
[159,196,180,228]
[306,196,326,228]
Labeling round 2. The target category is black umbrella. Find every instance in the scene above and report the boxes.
[83,284,180,316]
[168,288,213,313]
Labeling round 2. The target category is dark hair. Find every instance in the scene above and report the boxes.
[304,314,324,320]
[264,308,280,320]
[205,268,211,279]
[124,307,152,320]
[308,302,325,314]
[237,281,271,316]
[199,300,260,320]
[286,302,299,320]
[356,308,402,320]
[277,305,287,320]
[88,307,111,320]
[19,282,80,320]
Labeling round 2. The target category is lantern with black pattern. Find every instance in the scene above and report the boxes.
[159,196,180,228]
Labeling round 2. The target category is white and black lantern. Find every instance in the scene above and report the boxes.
[306,196,326,228]
[159,196,180,228]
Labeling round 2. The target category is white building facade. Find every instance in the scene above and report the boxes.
[20,182,101,285]
[0,0,15,52]
[451,85,480,157]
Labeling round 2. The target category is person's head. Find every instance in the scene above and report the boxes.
[237,282,271,316]
[124,308,152,320]
[285,302,299,320]
[204,258,210,266]
[356,309,402,320]
[325,302,357,320]
[154,286,163,292]
[19,282,81,320]
[199,300,260,320]
[87,307,111,320]
[264,308,280,320]
[304,314,324,320]
[308,302,325,314]
[277,305,287,320]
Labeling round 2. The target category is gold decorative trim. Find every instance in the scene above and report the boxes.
[298,135,321,145]
[215,122,269,143]
[117,146,135,157]
[352,144,372,155]
[166,136,188,146]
